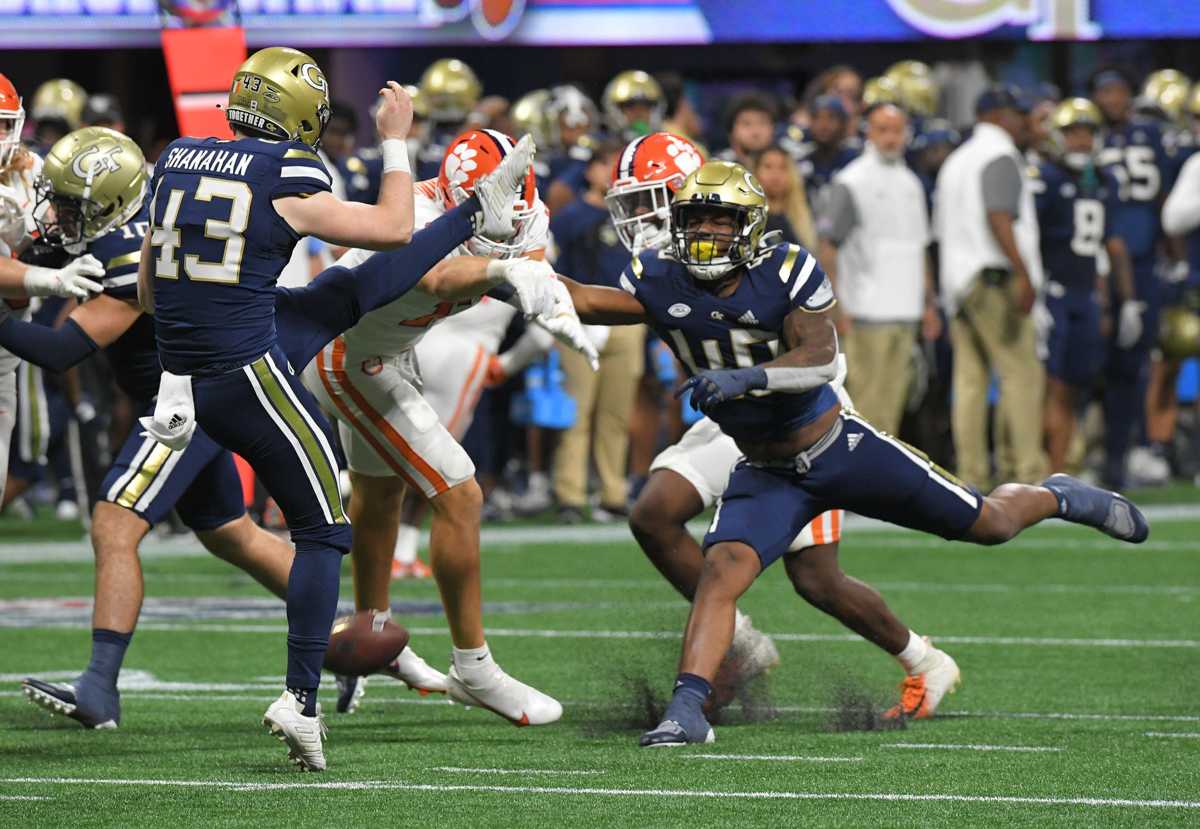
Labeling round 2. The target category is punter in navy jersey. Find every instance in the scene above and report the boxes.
[135,47,425,768]
[557,160,1149,748]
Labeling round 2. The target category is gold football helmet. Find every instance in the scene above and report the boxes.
[226,47,330,149]
[886,60,933,82]
[1050,98,1102,171]
[1142,69,1191,106]
[602,70,664,137]
[1160,305,1200,359]
[31,79,87,130]
[510,89,553,148]
[670,160,768,281]
[35,127,147,248]
[419,58,482,124]
[894,73,939,117]
[862,76,901,108]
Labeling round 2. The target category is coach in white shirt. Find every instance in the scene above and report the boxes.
[817,103,939,435]
[935,84,1045,488]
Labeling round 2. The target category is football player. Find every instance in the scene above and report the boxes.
[1034,99,1138,473]
[1092,68,1178,488]
[10,124,541,738]
[416,58,482,180]
[555,160,1149,747]
[602,70,665,142]
[613,133,960,721]
[0,73,106,508]
[303,128,594,727]
[784,95,860,209]
[134,47,551,771]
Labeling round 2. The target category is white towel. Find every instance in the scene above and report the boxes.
[138,370,196,452]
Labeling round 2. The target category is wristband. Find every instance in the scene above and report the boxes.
[485,257,510,286]
[380,139,411,175]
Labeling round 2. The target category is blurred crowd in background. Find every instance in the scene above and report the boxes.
[5,50,1200,539]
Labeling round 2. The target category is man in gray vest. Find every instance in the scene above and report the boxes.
[818,103,939,435]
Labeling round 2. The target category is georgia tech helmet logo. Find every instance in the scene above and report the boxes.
[71,144,122,180]
[885,0,1100,40]
[742,171,765,198]
[299,63,328,94]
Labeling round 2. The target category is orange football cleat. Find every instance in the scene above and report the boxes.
[391,557,433,580]
[883,644,961,721]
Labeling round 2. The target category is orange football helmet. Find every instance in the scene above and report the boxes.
[0,73,24,167]
[606,131,704,253]
[438,128,538,258]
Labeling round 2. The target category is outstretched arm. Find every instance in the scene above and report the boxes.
[273,82,415,250]
[558,275,649,325]
[0,293,140,372]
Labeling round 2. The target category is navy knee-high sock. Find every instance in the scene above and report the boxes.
[285,543,343,716]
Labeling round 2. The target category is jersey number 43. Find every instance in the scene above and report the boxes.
[153,176,252,284]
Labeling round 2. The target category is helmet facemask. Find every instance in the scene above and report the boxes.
[33,172,145,250]
[671,200,763,281]
[0,106,24,168]
[606,176,677,254]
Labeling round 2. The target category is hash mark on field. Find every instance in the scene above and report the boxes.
[882,743,1062,753]
[689,755,864,763]
[1,778,1197,809]
[0,795,51,800]
[430,767,605,776]
[1144,732,1200,739]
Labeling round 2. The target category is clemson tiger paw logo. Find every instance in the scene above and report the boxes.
[444,144,479,189]
[665,137,702,175]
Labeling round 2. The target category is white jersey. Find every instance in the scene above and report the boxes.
[336,179,550,358]
[423,295,516,355]
[0,152,43,376]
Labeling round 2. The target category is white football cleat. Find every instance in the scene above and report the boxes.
[709,613,781,712]
[262,690,328,771]
[446,663,562,726]
[382,646,449,695]
[473,133,534,240]
[884,640,962,721]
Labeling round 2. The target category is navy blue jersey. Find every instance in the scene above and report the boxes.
[1032,161,1119,294]
[339,147,383,204]
[1098,118,1174,261]
[549,199,629,289]
[619,243,839,442]
[149,136,332,375]
[87,202,160,403]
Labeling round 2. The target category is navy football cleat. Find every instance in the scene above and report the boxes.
[640,716,716,748]
[21,677,119,729]
[335,674,367,714]
[1041,474,1150,543]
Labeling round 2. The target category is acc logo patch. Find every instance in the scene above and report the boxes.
[804,276,835,310]
[668,302,691,318]
[360,357,384,376]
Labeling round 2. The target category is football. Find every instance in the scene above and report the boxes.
[323,611,410,677]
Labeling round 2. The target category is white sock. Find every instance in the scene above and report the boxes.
[896,630,931,674]
[393,525,419,565]
[528,471,548,493]
[453,642,496,685]
[371,607,391,626]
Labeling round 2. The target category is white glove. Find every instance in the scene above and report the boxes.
[1032,300,1053,362]
[534,279,599,370]
[1116,300,1145,350]
[138,370,196,452]
[23,254,105,300]
[487,256,557,318]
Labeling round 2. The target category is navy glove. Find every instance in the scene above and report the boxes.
[676,367,767,414]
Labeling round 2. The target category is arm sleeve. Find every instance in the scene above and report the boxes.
[0,316,98,372]
[815,182,858,244]
[981,155,1023,215]
[1162,153,1200,237]
[272,146,335,199]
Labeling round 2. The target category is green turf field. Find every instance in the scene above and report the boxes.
[1,508,1198,827]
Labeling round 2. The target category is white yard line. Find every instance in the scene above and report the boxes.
[0,777,1197,809]
[882,743,1063,753]
[430,767,605,776]
[689,755,863,763]
[0,795,51,800]
[1144,732,1200,739]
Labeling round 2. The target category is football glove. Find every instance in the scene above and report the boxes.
[23,254,105,301]
[677,367,767,414]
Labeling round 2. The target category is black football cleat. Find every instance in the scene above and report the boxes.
[1041,474,1150,543]
[22,677,119,729]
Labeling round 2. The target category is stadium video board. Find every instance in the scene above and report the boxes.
[1,0,1198,48]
